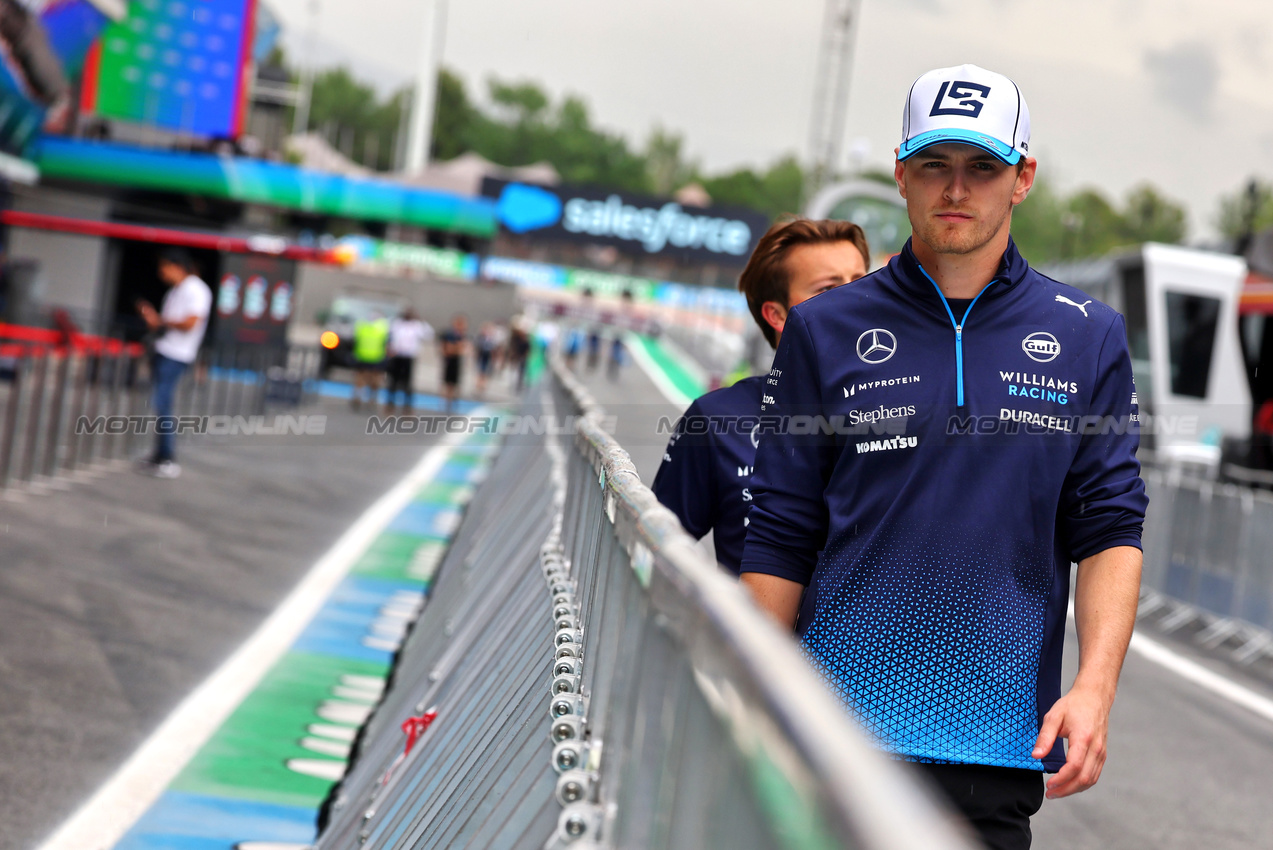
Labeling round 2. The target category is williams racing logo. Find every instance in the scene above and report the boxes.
[1000,371,1077,405]
[855,435,918,454]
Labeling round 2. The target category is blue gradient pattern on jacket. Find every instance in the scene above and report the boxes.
[739,238,1147,771]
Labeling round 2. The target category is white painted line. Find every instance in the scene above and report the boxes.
[34,426,479,850]
[624,331,694,409]
[1128,631,1273,724]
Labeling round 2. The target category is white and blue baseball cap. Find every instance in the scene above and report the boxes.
[899,64,1031,165]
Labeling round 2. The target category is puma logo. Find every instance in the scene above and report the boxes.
[1055,294,1091,317]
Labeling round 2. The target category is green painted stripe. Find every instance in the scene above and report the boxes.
[630,334,707,400]
[350,532,438,583]
[171,652,388,808]
[412,481,475,504]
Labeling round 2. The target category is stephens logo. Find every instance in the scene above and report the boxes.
[856,329,898,364]
[1022,331,1060,363]
[847,404,916,426]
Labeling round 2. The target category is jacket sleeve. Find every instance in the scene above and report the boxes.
[739,310,834,584]
[1060,314,1148,562]
[651,398,718,540]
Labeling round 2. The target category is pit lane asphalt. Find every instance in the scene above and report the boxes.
[0,398,456,850]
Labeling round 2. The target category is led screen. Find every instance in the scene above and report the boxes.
[82,0,255,137]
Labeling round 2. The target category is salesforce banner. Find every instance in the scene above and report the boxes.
[481,177,770,264]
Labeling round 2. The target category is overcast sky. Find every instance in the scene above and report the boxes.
[270,0,1273,238]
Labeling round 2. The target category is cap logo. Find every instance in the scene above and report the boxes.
[929,81,991,119]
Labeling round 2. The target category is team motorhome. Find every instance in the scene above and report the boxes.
[1047,244,1261,469]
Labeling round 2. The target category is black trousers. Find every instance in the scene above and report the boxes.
[386,356,414,405]
[916,763,1045,850]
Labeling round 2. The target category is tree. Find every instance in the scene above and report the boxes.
[700,156,804,219]
[302,67,406,171]
[1012,179,1187,263]
[1217,179,1273,246]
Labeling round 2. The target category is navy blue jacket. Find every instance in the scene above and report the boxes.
[740,238,1147,772]
[653,375,764,574]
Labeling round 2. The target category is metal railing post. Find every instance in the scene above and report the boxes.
[18,346,49,484]
[42,347,72,478]
[0,347,28,490]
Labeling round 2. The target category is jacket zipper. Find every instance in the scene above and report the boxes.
[916,264,994,408]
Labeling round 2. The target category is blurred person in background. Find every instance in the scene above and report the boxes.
[652,218,869,574]
[439,313,469,412]
[507,317,532,391]
[586,324,603,371]
[606,332,626,381]
[475,321,500,397]
[740,65,1147,850]
[385,307,432,412]
[562,322,585,369]
[350,311,389,411]
[135,247,212,479]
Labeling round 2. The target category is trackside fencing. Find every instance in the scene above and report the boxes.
[1138,464,1273,663]
[312,361,975,849]
[0,326,322,492]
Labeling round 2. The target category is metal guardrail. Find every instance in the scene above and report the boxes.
[313,360,976,849]
[0,338,323,493]
[1139,465,1273,663]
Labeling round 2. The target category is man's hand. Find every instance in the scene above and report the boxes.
[1032,683,1113,798]
[1034,544,1141,799]
[136,300,161,330]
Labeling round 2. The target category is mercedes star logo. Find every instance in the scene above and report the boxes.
[856,328,898,364]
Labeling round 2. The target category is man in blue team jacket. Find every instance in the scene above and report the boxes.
[739,64,1147,850]
[652,218,869,574]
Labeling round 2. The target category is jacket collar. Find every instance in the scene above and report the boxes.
[888,236,1029,307]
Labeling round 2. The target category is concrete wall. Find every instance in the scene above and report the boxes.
[7,188,111,324]
[291,264,520,338]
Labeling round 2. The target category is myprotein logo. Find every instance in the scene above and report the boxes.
[845,375,921,397]
[1022,332,1060,363]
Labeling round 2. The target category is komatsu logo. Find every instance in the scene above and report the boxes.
[855,435,918,454]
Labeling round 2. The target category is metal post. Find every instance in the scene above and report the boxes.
[107,343,127,461]
[81,351,103,468]
[19,347,49,484]
[0,347,28,490]
[42,348,72,478]
[404,0,447,173]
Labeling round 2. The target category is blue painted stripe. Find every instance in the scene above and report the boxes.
[289,576,428,663]
[386,502,462,538]
[115,791,316,850]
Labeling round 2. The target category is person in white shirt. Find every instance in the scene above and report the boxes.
[135,247,212,478]
[385,307,432,411]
